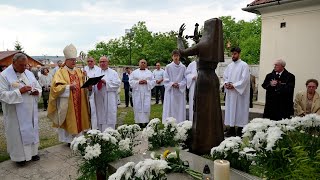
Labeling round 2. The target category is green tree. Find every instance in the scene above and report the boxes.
[88,21,180,66]
[220,16,261,64]
[14,41,23,51]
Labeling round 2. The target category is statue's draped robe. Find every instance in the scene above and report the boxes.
[47,67,90,143]
[223,60,250,127]
[178,18,224,155]
[162,62,187,123]
[93,68,121,131]
[129,69,155,123]
[185,61,197,122]
[0,65,42,161]
[84,65,101,129]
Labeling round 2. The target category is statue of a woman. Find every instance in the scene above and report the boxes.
[178,18,224,155]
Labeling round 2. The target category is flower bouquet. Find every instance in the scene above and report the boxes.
[151,149,202,180]
[108,159,170,180]
[71,129,119,179]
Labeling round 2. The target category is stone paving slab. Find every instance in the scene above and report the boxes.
[0,144,80,180]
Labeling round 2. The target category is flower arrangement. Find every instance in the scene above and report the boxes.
[71,126,141,180]
[108,149,203,180]
[108,159,170,180]
[210,114,320,179]
[71,129,120,179]
[151,149,203,179]
[142,118,192,150]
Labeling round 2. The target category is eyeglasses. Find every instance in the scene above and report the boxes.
[87,61,94,62]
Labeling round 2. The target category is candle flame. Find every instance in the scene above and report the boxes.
[219,160,224,163]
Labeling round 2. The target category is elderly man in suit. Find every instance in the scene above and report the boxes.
[294,79,320,116]
[262,59,295,120]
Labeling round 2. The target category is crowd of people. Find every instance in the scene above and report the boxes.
[0,44,319,166]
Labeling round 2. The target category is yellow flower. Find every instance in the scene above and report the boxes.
[163,150,170,159]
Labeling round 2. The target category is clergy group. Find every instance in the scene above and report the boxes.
[0,44,254,166]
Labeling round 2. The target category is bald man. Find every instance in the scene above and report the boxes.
[93,56,121,131]
[129,59,155,127]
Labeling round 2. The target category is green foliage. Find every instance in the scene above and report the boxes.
[220,16,261,64]
[250,128,320,179]
[88,21,178,66]
[14,40,23,51]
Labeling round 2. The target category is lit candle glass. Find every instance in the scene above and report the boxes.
[214,159,230,180]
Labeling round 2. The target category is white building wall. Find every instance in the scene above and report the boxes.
[257,2,320,104]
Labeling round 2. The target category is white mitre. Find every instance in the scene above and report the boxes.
[63,44,77,59]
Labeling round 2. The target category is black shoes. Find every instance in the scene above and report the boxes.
[15,155,40,167]
[16,161,26,167]
[32,155,40,161]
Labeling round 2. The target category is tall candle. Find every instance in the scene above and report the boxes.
[214,159,230,180]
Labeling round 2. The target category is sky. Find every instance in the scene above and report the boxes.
[0,0,257,56]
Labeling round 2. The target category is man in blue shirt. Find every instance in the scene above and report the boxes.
[122,67,133,107]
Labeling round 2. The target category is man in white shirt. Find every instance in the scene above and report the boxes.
[162,50,187,123]
[0,53,42,166]
[153,62,165,104]
[94,56,121,131]
[129,59,155,127]
[83,57,101,129]
[223,47,250,137]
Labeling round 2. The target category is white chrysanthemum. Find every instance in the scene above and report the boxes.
[265,126,283,151]
[174,121,192,142]
[84,144,101,160]
[70,136,87,151]
[242,118,273,138]
[211,136,243,156]
[87,129,101,135]
[108,162,135,180]
[166,152,177,159]
[99,132,118,144]
[104,128,121,140]
[119,138,131,151]
[165,117,176,125]
[134,159,170,179]
[149,118,161,126]
[142,126,155,138]
[129,124,141,132]
[251,131,267,151]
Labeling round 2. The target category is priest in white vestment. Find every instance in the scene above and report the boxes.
[162,50,187,123]
[0,53,42,166]
[83,57,101,129]
[223,47,250,137]
[129,59,155,126]
[185,60,197,122]
[93,56,121,131]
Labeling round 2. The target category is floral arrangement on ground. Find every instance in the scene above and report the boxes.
[210,114,320,179]
[70,124,141,180]
[70,117,193,180]
[108,148,203,180]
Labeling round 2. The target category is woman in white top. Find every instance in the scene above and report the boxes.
[38,67,53,111]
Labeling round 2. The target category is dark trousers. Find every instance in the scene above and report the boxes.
[125,88,133,107]
[42,91,50,110]
[155,85,164,104]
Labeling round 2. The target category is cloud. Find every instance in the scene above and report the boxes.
[0,0,256,56]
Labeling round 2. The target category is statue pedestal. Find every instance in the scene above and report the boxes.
[108,147,261,180]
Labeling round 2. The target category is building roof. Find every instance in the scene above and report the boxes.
[0,51,19,60]
[247,0,278,7]
[243,0,305,14]
[0,51,44,65]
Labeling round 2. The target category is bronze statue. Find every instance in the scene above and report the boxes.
[178,18,224,155]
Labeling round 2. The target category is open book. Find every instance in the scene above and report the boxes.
[81,75,104,88]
